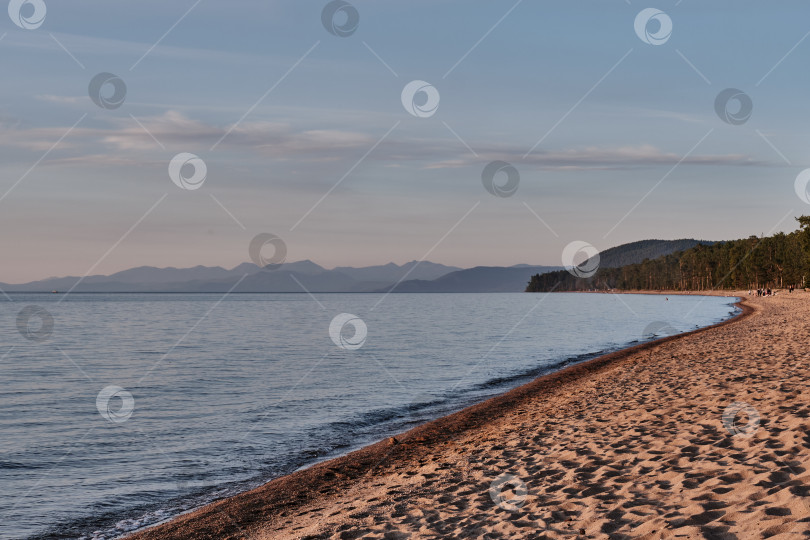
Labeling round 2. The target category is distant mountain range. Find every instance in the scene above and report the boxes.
[1,239,712,293]
[0,261,462,293]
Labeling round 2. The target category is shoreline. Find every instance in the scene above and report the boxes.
[126,292,751,539]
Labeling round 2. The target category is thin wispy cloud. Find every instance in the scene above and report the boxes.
[427,144,765,170]
[35,95,85,105]
[0,112,771,171]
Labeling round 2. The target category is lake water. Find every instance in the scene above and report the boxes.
[0,292,739,539]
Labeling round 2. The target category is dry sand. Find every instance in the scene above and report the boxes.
[128,292,810,539]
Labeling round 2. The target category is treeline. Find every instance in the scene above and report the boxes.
[526,217,810,292]
[596,238,711,268]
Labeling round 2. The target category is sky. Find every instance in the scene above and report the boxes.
[1,0,809,283]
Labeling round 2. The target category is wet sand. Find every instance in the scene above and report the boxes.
[127,292,810,539]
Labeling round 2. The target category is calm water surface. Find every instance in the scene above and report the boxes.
[0,293,739,539]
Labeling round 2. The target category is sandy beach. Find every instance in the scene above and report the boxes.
[127,292,810,539]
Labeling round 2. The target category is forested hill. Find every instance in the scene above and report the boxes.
[597,239,714,268]
[526,218,810,292]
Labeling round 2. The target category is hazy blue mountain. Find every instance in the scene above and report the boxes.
[98,265,238,284]
[596,239,715,268]
[332,261,461,283]
[0,260,458,293]
[3,264,255,291]
[151,261,461,293]
[269,260,327,275]
[140,269,357,293]
[380,265,564,293]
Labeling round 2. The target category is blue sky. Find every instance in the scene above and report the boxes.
[0,0,808,282]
